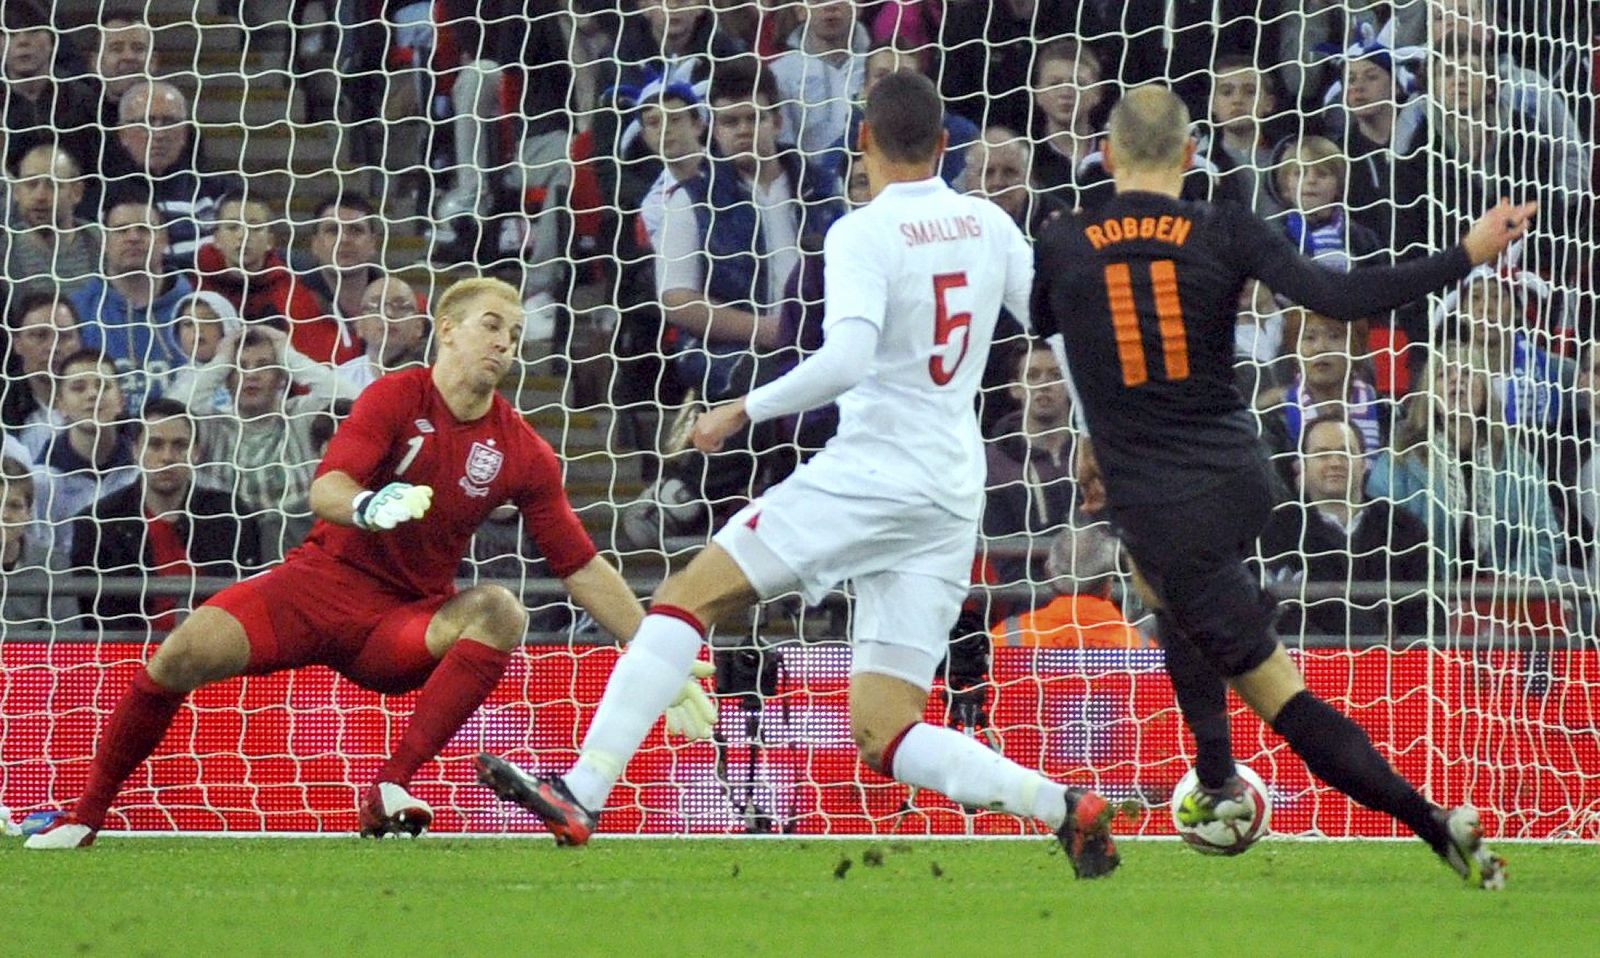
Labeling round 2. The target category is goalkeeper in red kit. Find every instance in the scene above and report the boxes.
[27,278,717,849]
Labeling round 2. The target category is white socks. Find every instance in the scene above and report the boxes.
[889,723,1068,830]
[563,611,704,811]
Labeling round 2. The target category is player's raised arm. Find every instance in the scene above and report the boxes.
[1241,198,1537,322]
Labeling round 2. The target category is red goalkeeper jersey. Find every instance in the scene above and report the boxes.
[299,367,597,597]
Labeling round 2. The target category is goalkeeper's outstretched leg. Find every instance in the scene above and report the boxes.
[26,577,532,848]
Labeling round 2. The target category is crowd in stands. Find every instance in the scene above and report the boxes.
[1,0,1596,643]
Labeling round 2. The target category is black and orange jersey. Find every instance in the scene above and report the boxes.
[1034,191,1473,506]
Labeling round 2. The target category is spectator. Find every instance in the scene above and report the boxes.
[868,0,941,50]
[77,5,152,215]
[988,524,1150,649]
[183,325,356,560]
[1,454,67,627]
[298,192,384,324]
[162,291,239,409]
[69,398,261,633]
[769,0,869,164]
[1275,0,1392,111]
[1326,37,1429,255]
[1258,308,1385,469]
[89,7,154,136]
[955,128,1049,433]
[1235,280,1292,401]
[619,81,708,254]
[1426,44,1578,277]
[35,349,137,535]
[1429,0,1590,198]
[984,340,1076,584]
[1269,134,1383,272]
[70,198,196,409]
[958,126,1068,241]
[195,191,356,365]
[1029,39,1109,206]
[938,0,1094,132]
[603,0,744,99]
[337,275,430,393]
[654,61,842,402]
[845,44,978,186]
[2,293,83,459]
[1433,263,1575,433]
[106,80,242,269]
[1258,417,1431,638]
[1196,55,1284,217]
[0,1,99,174]
[605,80,710,435]
[2,145,105,306]
[452,0,577,321]
[1369,345,1561,578]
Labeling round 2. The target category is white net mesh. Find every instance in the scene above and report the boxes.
[0,0,1596,839]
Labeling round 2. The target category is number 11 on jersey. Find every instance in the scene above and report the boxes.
[930,272,972,385]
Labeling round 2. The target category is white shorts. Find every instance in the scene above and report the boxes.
[713,465,975,690]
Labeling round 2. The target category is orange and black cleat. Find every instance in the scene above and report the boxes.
[1056,788,1121,879]
[475,752,598,847]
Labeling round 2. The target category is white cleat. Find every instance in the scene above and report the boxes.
[360,782,433,838]
[24,819,96,850]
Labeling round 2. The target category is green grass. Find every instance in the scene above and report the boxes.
[4,837,1597,957]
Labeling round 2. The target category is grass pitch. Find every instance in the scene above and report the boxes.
[4,837,1596,957]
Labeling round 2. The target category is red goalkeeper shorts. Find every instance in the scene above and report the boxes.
[204,552,452,695]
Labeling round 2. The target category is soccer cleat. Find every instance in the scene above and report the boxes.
[474,752,598,847]
[23,816,96,850]
[359,782,434,838]
[1175,775,1257,829]
[1055,788,1120,879]
[1434,806,1507,890]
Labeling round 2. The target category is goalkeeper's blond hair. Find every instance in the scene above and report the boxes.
[435,277,521,329]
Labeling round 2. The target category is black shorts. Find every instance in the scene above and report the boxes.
[1109,460,1280,676]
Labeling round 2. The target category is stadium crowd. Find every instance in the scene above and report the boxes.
[0,0,1596,641]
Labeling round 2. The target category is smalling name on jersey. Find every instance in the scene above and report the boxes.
[1085,214,1193,250]
[900,214,984,247]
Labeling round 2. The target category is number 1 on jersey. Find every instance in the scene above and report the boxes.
[397,434,425,476]
[1104,259,1189,387]
[930,272,971,385]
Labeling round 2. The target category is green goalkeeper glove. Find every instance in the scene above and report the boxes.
[352,482,434,531]
[664,660,718,740]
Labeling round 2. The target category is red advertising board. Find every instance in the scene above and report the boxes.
[2,644,1596,839]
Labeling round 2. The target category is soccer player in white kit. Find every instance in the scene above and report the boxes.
[477,71,1119,877]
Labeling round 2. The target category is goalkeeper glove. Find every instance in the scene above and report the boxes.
[352,482,434,531]
[664,660,718,740]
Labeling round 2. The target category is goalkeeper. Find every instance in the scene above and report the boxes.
[26,278,717,850]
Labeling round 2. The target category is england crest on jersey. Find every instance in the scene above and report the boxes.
[464,440,504,487]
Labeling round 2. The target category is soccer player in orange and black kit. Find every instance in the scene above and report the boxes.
[1037,87,1533,889]
[27,278,716,849]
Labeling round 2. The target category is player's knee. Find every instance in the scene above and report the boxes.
[850,712,917,775]
[148,628,245,693]
[458,585,527,651]
[649,574,711,623]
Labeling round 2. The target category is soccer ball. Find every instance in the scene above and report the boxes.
[1170,763,1272,856]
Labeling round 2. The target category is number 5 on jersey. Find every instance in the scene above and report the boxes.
[929,272,972,386]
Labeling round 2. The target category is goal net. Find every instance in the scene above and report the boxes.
[1,0,1596,840]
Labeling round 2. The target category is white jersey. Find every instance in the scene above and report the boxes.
[806,177,1033,519]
